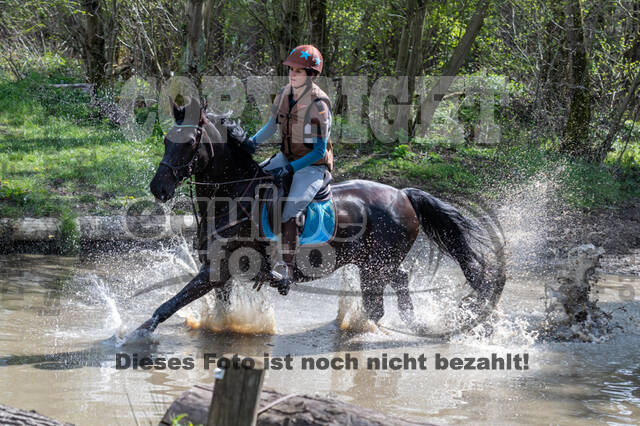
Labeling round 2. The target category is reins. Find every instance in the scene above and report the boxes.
[186,169,272,233]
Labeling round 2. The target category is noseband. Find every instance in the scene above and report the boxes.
[160,123,205,182]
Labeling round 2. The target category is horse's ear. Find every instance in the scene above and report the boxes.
[183,95,193,110]
[169,96,182,122]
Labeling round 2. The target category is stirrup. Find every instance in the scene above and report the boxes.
[270,261,293,295]
[270,260,291,281]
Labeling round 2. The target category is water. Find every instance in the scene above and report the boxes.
[1,247,639,425]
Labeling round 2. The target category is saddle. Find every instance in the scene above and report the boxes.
[259,168,336,245]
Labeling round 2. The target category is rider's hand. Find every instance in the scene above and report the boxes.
[240,136,257,155]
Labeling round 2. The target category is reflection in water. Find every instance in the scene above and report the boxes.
[0,251,639,425]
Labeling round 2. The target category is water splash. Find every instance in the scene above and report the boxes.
[96,282,122,332]
[541,244,615,342]
[495,169,561,274]
[169,236,199,274]
[185,280,276,335]
[336,266,378,333]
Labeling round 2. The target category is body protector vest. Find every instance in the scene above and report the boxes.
[272,82,334,171]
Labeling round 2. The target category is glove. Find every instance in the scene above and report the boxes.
[222,119,256,155]
[239,136,257,155]
[269,164,294,179]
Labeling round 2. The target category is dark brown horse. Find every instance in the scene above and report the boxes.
[135,97,504,337]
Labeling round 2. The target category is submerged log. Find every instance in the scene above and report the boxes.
[0,404,73,426]
[0,218,60,241]
[160,385,429,426]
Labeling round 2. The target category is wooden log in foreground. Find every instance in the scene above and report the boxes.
[0,404,73,426]
[160,385,430,426]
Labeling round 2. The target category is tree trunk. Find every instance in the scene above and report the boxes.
[185,0,205,80]
[560,0,592,158]
[393,0,429,140]
[104,0,118,85]
[415,0,490,135]
[204,0,225,72]
[534,1,567,125]
[277,0,301,75]
[597,69,640,162]
[624,1,640,62]
[82,0,107,88]
[0,404,72,426]
[309,0,328,54]
[160,385,430,426]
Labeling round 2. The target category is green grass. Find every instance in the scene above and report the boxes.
[0,70,164,217]
[334,131,640,208]
[1,67,638,219]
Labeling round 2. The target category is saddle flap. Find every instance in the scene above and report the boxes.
[260,197,336,246]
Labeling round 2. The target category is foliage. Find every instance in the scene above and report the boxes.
[170,413,201,426]
[0,0,639,220]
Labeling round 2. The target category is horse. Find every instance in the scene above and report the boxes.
[134,96,505,337]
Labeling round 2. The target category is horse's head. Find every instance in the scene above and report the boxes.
[150,96,221,202]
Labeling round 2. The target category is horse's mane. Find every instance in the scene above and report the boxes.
[207,113,264,173]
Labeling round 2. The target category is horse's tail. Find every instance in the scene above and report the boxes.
[402,187,487,294]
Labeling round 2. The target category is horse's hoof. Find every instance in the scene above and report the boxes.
[458,294,483,314]
[119,317,158,343]
[138,317,157,332]
[278,279,292,295]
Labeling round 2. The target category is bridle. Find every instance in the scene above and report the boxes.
[158,112,274,234]
[159,123,205,183]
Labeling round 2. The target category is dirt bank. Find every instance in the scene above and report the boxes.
[548,201,639,275]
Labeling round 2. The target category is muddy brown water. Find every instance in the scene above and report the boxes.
[1,247,639,425]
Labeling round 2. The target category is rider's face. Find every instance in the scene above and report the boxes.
[288,67,308,88]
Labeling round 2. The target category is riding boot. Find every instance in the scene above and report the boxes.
[271,217,298,295]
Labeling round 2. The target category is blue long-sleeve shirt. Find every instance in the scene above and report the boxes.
[289,136,327,172]
[251,106,331,172]
[250,116,277,144]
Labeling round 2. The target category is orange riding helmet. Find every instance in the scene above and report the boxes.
[283,45,323,74]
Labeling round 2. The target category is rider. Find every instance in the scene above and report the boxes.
[239,44,333,291]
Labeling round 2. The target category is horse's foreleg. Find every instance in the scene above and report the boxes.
[389,269,415,325]
[136,264,227,334]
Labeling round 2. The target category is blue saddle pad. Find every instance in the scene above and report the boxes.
[262,199,335,245]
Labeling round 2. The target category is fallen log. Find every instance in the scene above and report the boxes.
[160,385,429,426]
[0,404,73,426]
[48,83,92,91]
[47,83,128,125]
[0,215,196,242]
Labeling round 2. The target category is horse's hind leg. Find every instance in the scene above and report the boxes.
[360,268,416,326]
[360,270,386,323]
[389,269,415,324]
